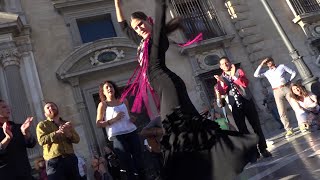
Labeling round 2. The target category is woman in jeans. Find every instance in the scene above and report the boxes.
[96,80,145,180]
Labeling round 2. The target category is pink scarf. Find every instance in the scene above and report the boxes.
[120,35,161,119]
[121,17,202,119]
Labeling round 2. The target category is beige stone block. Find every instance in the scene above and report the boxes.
[234,19,256,30]
[242,34,264,45]
[248,51,270,63]
[238,26,258,37]
[226,0,247,6]
[230,4,249,13]
[246,41,265,54]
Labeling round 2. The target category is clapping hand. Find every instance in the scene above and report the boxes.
[214,75,223,82]
[59,122,73,138]
[21,117,33,136]
[230,64,236,77]
[3,122,13,139]
[115,112,125,121]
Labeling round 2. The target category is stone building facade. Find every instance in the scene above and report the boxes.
[1,0,320,177]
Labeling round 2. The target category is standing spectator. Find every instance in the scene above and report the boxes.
[35,157,48,180]
[290,83,320,132]
[254,57,296,137]
[0,99,36,180]
[76,154,87,180]
[262,89,284,129]
[214,57,272,159]
[36,102,80,180]
[96,80,145,180]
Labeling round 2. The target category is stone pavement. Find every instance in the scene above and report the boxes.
[237,127,320,180]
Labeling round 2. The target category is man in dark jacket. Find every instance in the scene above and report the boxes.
[0,99,36,180]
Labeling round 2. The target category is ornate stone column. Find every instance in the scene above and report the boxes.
[0,47,32,123]
[67,77,101,155]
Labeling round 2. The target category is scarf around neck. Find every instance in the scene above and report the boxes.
[120,34,160,120]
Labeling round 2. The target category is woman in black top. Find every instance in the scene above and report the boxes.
[114,0,258,179]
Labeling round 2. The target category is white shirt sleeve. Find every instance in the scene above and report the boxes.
[254,65,265,78]
[283,65,296,81]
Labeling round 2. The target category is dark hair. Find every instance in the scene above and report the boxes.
[131,11,148,21]
[219,56,230,63]
[99,81,120,102]
[130,11,182,35]
[290,82,309,101]
[265,57,274,64]
[44,101,58,109]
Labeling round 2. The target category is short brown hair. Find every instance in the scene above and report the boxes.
[265,57,274,64]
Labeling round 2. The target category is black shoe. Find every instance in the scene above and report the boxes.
[260,150,272,158]
[248,149,259,163]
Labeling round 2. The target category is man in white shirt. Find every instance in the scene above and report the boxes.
[254,57,296,138]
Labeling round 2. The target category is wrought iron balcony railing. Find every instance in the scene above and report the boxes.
[170,0,225,40]
[288,0,320,16]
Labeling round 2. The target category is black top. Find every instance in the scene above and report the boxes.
[119,1,258,179]
[0,121,36,178]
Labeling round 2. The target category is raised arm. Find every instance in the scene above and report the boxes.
[114,0,124,22]
[114,0,141,44]
[254,59,267,78]
[150,0,167,60]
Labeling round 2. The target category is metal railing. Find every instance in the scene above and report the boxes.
[288,0,320,16]
[170,0,225,40]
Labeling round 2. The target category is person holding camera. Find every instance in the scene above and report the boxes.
[214,57,272,160]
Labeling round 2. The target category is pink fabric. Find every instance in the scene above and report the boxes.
[120,18,160,118]
[121,18,202,118]
[178,33,203,47]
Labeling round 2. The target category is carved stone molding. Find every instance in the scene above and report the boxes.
[0,48,21,67]
[67,77,80,87]
[196,50,225,72]
[52,0,104,13]
[0,12,23,36]
[90,48,124,66]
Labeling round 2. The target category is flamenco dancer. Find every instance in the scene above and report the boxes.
[115,0,258,179]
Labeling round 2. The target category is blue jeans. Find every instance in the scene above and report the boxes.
[113,131,144,180]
